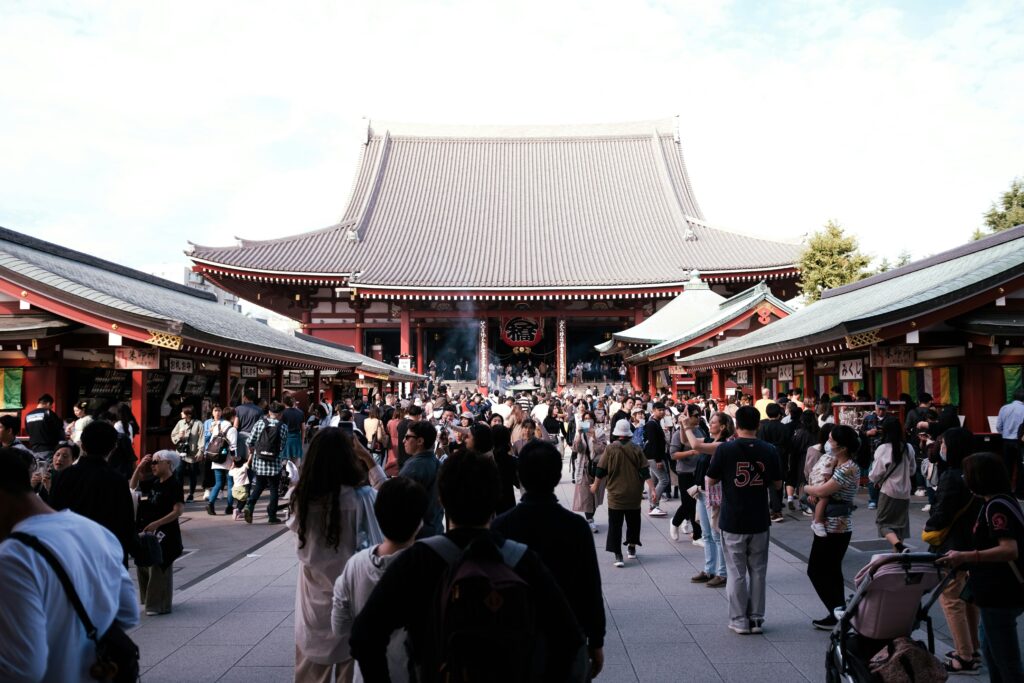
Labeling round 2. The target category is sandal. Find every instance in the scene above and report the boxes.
[944,653,981,675]
[944,650,981,664]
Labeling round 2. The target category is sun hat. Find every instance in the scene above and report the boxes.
[612,419,633,438]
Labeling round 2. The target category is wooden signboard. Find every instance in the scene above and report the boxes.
[839,358,864,381]
[869,346,915,368]
[114,347,159,370]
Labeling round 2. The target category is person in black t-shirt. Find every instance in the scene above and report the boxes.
[24,394,63,461]
[707,405,782,635]
[130,450,184,616]
[756,402,789,522]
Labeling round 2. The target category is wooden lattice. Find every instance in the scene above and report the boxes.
[845,329,882,349]
[146,330,183,350]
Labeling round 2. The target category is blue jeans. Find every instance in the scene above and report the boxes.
[176,460,198,496]
[861,466,879,504]
[979,606,1023,682]
[208,469,229,507]
[697,493,726,577]
[247,474,281,520]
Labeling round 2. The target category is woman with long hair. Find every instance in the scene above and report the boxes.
[924,427,983,674]
[869,416,915,552]
[491,424,520,514]
[290,427,386,682]
[681,410,735,588]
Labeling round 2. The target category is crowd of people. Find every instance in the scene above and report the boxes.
[0,381,1022,681]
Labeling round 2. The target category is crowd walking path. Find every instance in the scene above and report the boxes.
[131,467,998,682]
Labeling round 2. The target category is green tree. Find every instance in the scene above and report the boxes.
[799,220,871,302]
[875,257,892,274]
[974,176,1024,239]
[895,250,911,268]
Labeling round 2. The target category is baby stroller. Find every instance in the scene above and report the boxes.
[826,552,953,682]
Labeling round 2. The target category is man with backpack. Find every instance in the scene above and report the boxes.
[349,450,583,683]
[244,401,289,525]
[0,448,140,682]
[492,440,605,681]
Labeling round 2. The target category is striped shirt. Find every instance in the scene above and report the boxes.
[825,459,860,534]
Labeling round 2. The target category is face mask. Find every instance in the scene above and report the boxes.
[824,442,834,455]
[581,421,591,431]
[939,445,947,462]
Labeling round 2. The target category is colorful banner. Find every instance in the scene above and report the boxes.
[0,367,23,409]
[893,367,960,405]
[1004,366,1023,403]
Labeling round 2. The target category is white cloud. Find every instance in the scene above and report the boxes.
[0,0,1021,272]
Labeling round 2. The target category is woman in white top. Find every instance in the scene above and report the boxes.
[868,416,916,553]
[205,406,238,515]
[290,427,386,682]
[68,401,93,445]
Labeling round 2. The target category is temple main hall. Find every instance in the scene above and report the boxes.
[187,118,802,389]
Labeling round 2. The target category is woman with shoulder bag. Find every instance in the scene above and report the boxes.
[572,411,605,533]
[869,417,916,553]
[364,406,387,467]
[170,406,204,502]
[205,406,238,516]
[938,453,1024,682]
[130,451,184,616]
[923,428,983,674]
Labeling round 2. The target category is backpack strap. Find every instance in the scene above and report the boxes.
[420,535,528,568]
[420,535,462,565]
[10,532,101,642]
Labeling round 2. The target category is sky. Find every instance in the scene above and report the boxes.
[1,0,1022,277]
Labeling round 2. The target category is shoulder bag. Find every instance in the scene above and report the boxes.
[10,532,140,682]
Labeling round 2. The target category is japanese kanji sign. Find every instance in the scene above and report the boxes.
[114,347,160,370]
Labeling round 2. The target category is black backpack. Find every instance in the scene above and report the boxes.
[421,535,541,683]
[253,419,282,461]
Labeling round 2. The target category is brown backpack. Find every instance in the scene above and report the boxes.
[869,637,947,683]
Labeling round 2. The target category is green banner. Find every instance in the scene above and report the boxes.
[1006,366,1023,403]
[0,367,23,410]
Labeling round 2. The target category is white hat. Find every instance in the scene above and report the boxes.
[612,419,633,438]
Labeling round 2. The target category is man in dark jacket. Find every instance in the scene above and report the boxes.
[492,440,605,680]
[24,394,63,462]
[644,402,669,516]
[398,421,443,538]
[756,402,789,522]
[48,420,138,565]
[350,450,582,683]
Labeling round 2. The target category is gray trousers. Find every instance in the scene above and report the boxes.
[138,563,173,614]
[648,459,670,505]
[721,530,770,628]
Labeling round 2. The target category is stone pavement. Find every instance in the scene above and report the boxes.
[133,470,996,682]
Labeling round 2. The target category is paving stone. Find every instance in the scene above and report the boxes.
[687,624,789,663]
[143,645,247,682]
[198,611,290,645]
[216,666,294,682]
[713,660,812,682]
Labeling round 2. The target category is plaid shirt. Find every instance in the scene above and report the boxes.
[247,417,289,477]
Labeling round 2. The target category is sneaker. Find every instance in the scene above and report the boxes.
[626,545,637,560]
[691,571,712,583]
[589,520,599,534]
[770,513,785,523]
[145,610,160,616]
[669,521,680,541]
[728,623,751,635]
[812,615,838,630]
[913,488,927,497]
[681,519,693,535]
[648,506,667,517]
[921,504,931,513]
[206,503,216,516]
[801,508,814,516]
[225,506,234,515]
[613,555,625,568]
[706,576,727,588]
[867,501,877,510]
[185,494,194,502]
[267,517,284,525]
[692,538,705,548]
[750,619,764,634]
[243,508,253,524]
[811,522,827,537]
[787,496,796,511]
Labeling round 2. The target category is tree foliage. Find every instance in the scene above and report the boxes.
[974,176,1024,240]
[799,220,871,302]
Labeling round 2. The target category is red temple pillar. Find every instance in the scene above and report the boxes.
[312,368,321,405]
[803,358,815,400]
[274,366,284,400]
[415,324,424,375]
[752,364,763,398]
[711,368,727,402]
[399,309,411,356]
[130,370,148,456]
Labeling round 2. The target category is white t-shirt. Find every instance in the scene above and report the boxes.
[0,510,139,682]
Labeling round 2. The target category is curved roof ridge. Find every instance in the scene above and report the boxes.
[187,219,356,253]
[367,118,679,139]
